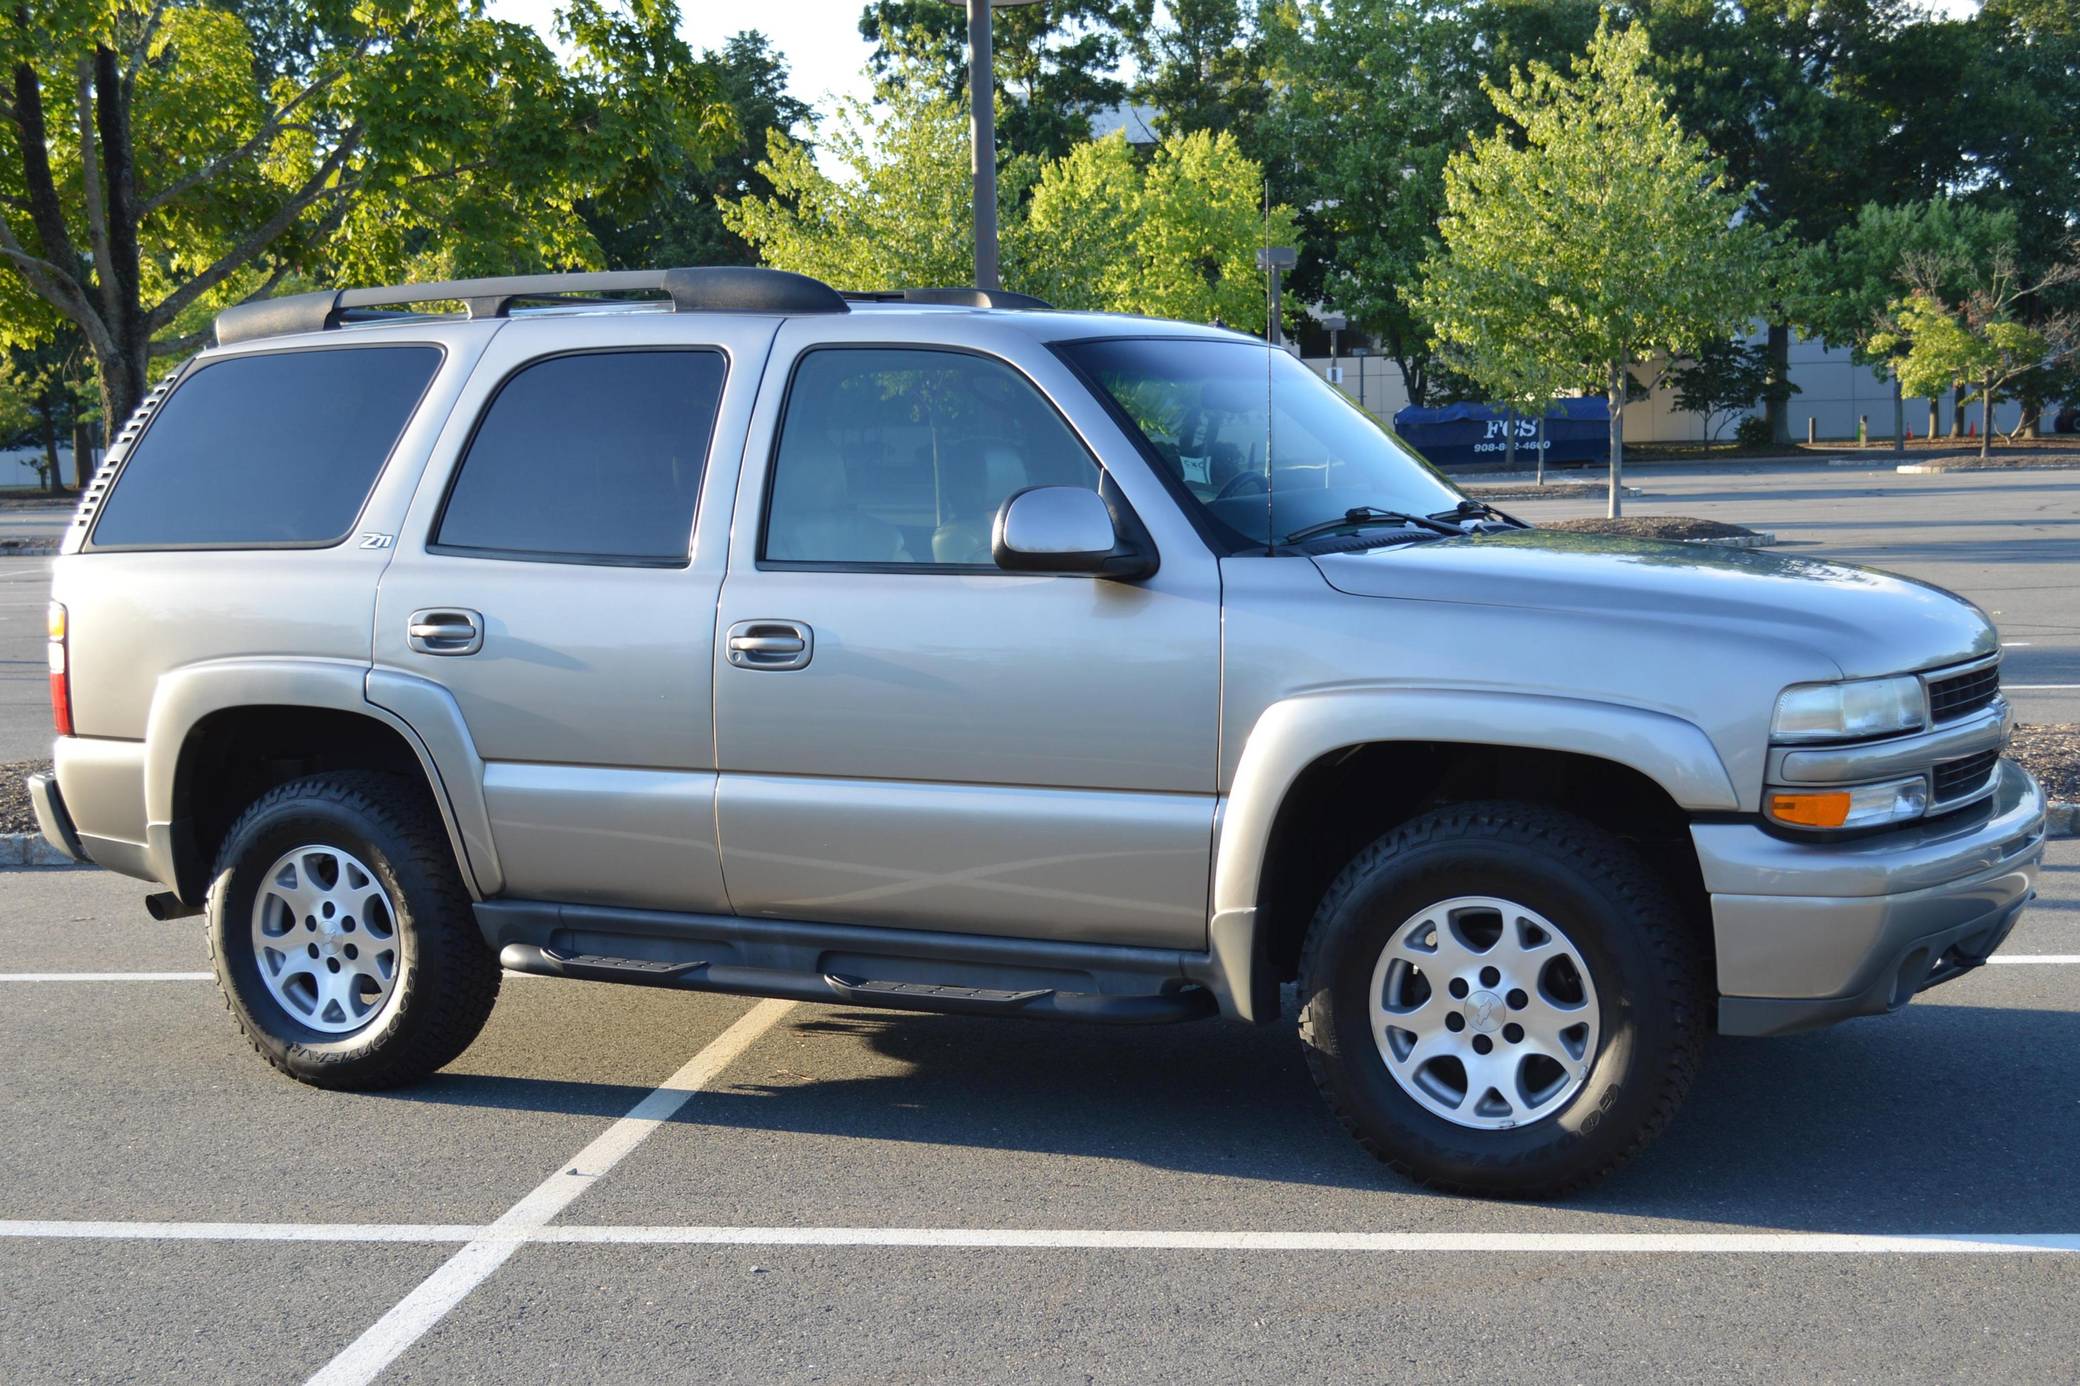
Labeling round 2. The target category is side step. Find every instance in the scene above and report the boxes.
[499,944,1215,1025]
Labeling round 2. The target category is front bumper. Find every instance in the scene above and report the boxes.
[1694,759,2046,1037]
[25,771,85,863]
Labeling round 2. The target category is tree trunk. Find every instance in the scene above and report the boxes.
[94,335,150,438]
[1891,374,1904,455]
[1536,414,1546,486]
[1981,375,1993,460]
[1949,384,1965,438]
[1607,362,1625,519]
[38,408,60,494]
[1764,323,1791,446]
[1927,395,1940,440]
[1505,407,1516,473]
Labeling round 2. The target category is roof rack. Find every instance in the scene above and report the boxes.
[214,266,849,346]
[841,287,1054,310]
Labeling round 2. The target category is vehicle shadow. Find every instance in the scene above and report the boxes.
[393,993,2080,1230]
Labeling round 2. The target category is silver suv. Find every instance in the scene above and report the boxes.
[27,267,2046,1196]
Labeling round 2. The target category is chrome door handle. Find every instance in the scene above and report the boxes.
[726,619,812,671]
[407,608,484,656]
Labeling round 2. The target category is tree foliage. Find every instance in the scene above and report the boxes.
[0,0,734,424]
[1409,18,1773,515]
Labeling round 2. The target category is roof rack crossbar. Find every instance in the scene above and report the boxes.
[839,286,1054,310]
[214,266,849,346]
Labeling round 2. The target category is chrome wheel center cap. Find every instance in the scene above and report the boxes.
[1464,989,1505,1034]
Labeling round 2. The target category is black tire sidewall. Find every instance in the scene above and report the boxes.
[1306,825,1683,1191]
[210,792,434,1073]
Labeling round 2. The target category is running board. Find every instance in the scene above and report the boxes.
[498,943,1215,1025]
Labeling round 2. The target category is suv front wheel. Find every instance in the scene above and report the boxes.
[1297,801,1706,1197]
[206,771,500,1088]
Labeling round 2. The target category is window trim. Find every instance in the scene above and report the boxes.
[426,345,729,570]
[754,341,1139,576]
[84,340,448,555]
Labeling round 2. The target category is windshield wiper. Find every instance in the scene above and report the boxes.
[1282,506,1465,544]
[1432,498,1530,529]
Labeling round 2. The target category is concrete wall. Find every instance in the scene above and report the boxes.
[1306,329,2056,444]
[1,443,77,490]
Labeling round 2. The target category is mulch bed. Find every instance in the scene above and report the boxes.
[2010,725,2080,804]
[1542,515,1762,542]
[1,759,49,835]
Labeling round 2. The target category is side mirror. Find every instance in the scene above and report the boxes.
[991,485,1156,581]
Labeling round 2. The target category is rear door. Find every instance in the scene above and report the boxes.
[375,314,774,912]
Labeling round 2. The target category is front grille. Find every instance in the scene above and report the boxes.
[1932,749,2000,804]
[1927,664,2000,723]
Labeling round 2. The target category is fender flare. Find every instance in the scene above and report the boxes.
[1205,688,1740,1022]
[141,658,501,899]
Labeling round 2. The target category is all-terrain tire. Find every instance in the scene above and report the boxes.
[205,770,499,1089]
[1296,800,1707,1197]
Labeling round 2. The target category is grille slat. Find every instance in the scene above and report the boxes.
[1932,748,1999,804]
[1927,664,2000,722]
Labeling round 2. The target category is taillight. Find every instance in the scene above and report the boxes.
[47,601,71,736]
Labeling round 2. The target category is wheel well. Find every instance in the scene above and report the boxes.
[1253,742,1712,994]
[169,706,442,904]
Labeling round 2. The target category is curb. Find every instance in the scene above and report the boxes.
[1895,462,2080,475]
[1455,477,1645,495]
[0,832,78,866]
[2050,802,2080,839]
[0,539,58,556]
[1684,532,1776,548]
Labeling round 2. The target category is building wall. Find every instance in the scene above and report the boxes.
[1305,329,2054,444]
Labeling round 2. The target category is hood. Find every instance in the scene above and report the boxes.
[1311,530,1997,679]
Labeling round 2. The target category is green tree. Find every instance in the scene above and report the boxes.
[721,51,977,289]
[1790,198,2017,448]
[1665,338,1790,441]
[0,0,733,426]
[1130,0,1266,143]
[858,0,1148,163]
[584,30,812,269]
[1262,0,1479,406]
[1130,129,1296,332]
[1872,249,2080,460]
[1409,18,1773,516]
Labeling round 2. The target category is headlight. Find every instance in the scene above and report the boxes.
[1772,675,1926,743]
[1767,775,1929,830]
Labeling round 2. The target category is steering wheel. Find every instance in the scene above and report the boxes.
[1214,471,1268,501]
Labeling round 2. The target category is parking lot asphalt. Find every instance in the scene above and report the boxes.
[2,846,2076,1382]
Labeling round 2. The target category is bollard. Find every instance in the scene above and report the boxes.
[1806,417,1816,444]
[1858,415,1868,445]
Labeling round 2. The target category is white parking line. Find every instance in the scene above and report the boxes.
[0,972,213,981]
[304,996,795,1386]
[1988,955,2080,965]
[2008,684,2080,690]
[0,1219,2074,1256]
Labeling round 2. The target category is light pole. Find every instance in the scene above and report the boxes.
[944,0,1042,292]
[1257,245,1296,346]
[1321,312,1347,387]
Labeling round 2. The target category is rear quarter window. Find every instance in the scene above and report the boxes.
[90,345,443,549]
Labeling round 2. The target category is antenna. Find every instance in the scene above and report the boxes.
[1263,179,1275,555]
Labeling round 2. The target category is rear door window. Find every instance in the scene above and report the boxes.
[433,350,726,565]
[91,345,442,549]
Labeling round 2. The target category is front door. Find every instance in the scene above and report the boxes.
[375,314,773,912]
[713,331,1222,948]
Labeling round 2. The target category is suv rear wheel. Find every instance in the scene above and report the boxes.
[206,771,499,1088]
[1297,801,1706,1197]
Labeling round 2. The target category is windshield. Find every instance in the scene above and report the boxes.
[1061,337,1464,551]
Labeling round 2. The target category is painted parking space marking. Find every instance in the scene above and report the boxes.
[0,971,213,981]
[303,996,795,1386]
[1,1220,2074,1256]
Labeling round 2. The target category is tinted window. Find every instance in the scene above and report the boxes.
[436,350,725,564]
[1064,337,1461,552]
[92,346,441,548]
[764,348,1100,567]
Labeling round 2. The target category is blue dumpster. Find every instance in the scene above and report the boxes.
[1391,399,1609,469]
